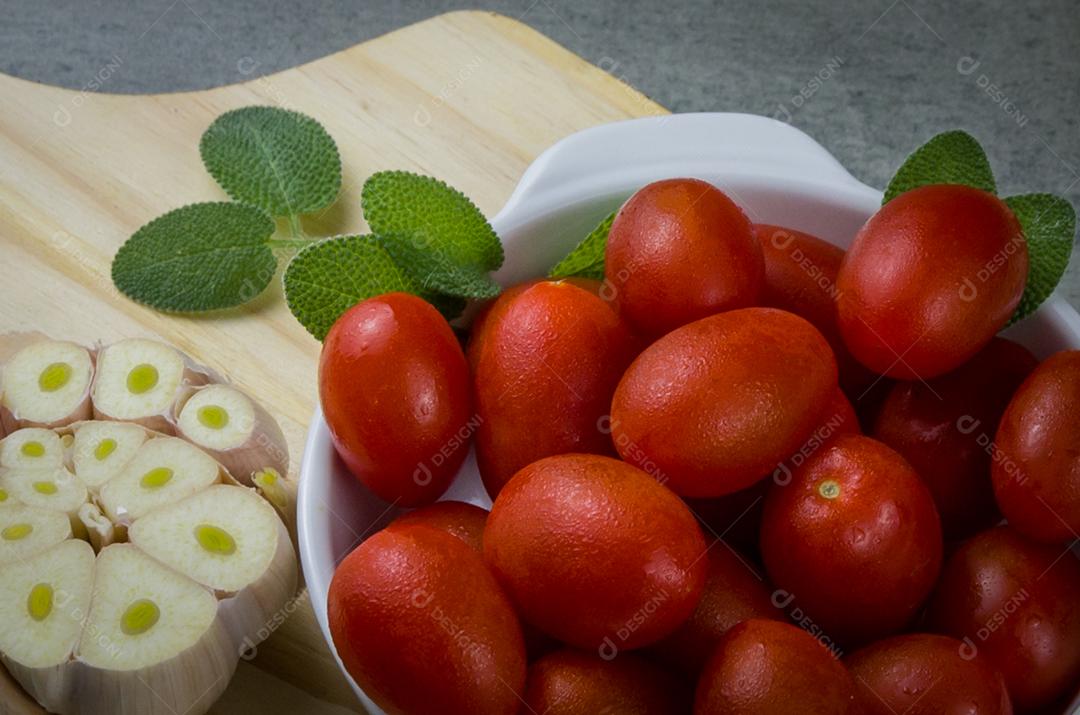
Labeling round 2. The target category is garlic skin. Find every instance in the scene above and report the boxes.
[77,503,115,552]
[1,340,94,433]
[90,339,210,434]
[252,468,296,535]
[174,384,289,486]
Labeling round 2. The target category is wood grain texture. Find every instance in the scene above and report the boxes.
[0,10,664,714]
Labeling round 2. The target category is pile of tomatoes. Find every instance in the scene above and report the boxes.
[320,178,1080,715]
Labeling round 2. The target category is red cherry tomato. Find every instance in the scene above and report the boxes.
[483,454,707,651]
[992,349,1080,544]
[328,525,526,715]
[760,434,943,646]
[846,633,1012,715]
[522,649,689,715]
[385,500,488,553]
[874,337,1037,538]
[612,307,837,497]
[605,178,764,338]
[756,223,876,398]
[652,545,784,676]
[927,526,1080,711]
[837,184,1028,379]
[319,293,473,506]
[694,619,859,714]
[468,280,639,498]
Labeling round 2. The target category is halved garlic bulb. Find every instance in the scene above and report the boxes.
[0,335,296,715]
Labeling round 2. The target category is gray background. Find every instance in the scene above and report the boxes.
[2,0,1078,304]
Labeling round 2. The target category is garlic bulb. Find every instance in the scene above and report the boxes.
[0,336,297,715]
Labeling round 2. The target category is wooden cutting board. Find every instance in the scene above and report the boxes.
[0,10,665,714]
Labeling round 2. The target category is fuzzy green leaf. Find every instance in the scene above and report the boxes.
[883,130,996,204]
[112,202,276,312]
[549,211,616,280]
[379,233,501,299]
[1006,193,1076,323]
[200,106,341,216]
[283,235,465,339]
[362,171,503,273]
[283,235,417,340]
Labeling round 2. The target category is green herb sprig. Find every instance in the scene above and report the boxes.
[111,106,502,339]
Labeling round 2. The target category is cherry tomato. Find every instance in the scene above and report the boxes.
[837,184,1027,379]
[652,545,784,676]
[873,337,1036,538]
[522,649,689,715]
[612,307,837,497]
[483,454,707,651]
[328,525,526,715]
[846,633,1012,715]
[469,280,638,497]
[927,526,1080,711]
[760,434,943,646]
[757,223,876,398]
[694,619,859,714]
[319,293,473,506]
[605,178,763,338]
[992,349,1080,544]
[386,500,488,552]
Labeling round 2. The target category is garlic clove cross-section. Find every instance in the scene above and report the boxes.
[174,384,289,485]
[69,421,149,492]
[1,340,94,432]
[0,504,73,566]
[129,483,298,650]
[98,436,223,526]
[0,467,89,539]
[0,428,68,470]
[91,339,208,434]
[0,539,96,713]
[68,543,237,715]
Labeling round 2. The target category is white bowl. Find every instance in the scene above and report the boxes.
[297,112,1080,714]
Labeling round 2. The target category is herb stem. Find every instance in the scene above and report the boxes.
[288,214,305,239]
[268,238,310,249]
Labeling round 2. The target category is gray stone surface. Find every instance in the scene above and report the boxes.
[1,0,1077,307]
